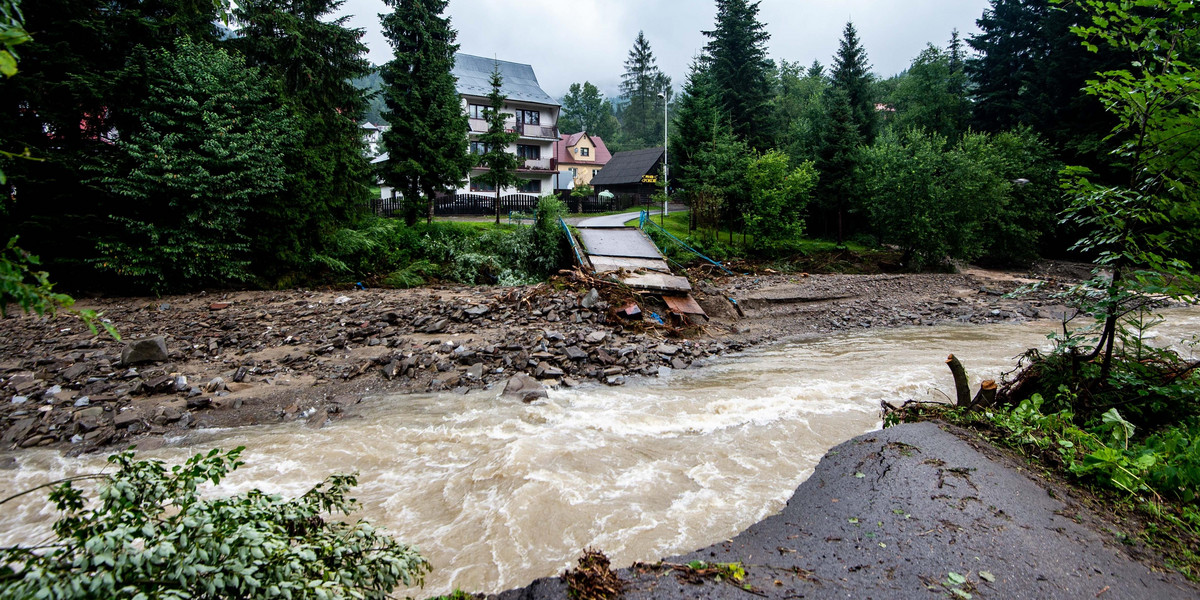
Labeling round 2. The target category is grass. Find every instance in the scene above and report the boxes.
[627,211,871,255]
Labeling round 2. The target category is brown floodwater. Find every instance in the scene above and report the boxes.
[2,308,1196,595]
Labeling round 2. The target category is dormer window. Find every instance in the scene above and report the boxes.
[581,148,590,157]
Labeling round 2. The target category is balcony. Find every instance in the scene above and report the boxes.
[521,157,555,171]
[467,118,558,140]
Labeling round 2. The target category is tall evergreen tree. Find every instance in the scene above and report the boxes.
[702,0,773,150]
[830,21,877,145]
[0,0,221,288]
[91,38,294,293]
[619,31,671,149]
[474,65,520,225]
[379,0,472,225]
[670,60,720,195]
[806,60,825,80]
[813,88,863,243]
[560,81,619,141]
[231,0,373,280]
[966,0,1123,169]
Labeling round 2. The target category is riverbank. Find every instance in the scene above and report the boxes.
[0,262,1086,454]
[497,421,1200,600]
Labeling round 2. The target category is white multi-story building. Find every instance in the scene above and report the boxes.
[452,53,560,197]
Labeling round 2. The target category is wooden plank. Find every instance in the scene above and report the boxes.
[664,294,707,316]
[619,272,692,293]
[589,256,671,274]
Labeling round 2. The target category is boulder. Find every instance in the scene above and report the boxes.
[581,288,601,309]
[121,337,169,365]
[502,373,548,403]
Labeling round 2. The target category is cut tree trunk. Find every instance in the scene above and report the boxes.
[946,354,971,407]
[969,379,998,411]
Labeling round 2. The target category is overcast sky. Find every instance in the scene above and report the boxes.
[336,0,992,99]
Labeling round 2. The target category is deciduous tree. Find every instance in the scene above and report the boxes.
[560,81,619,141]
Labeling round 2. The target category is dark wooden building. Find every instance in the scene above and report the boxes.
[589,147,664,206]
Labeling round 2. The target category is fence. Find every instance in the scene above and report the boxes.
[370,193,543,218]
[564,193,642,214]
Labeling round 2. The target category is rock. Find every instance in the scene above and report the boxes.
[121,336,169,365]
[586,331,608,344]
[502,373,548,403]
[204,377,226,393]
[61,364,89,381]
[655,344,681,356]
[671,357,690,370]
[334,296,352,305]
[581,289,601,309]
[424,319,450,334]
[209,302,231,311]
[186,397,212,410]
[466,363,484,380]
[114,411,142,429]
[464,305,490,317]
[382,361,401,380]
[564,346,588,360]
[535,361,564,379]
[74,406,105,421]
[11,396,27,405]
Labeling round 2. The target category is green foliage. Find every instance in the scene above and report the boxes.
[830,20,877,145]
[887,42,971,140]
[812,87,863,243]
[770,59,828,164]
[619,31,671,150]
[967,0,1123,168]
[90,38,294,293]
[743,150,818,255]
[379,0,472,226]
[859,129,990,269]
[474,64,521,224]
[702,0,773,150]
[859,127,1060,270]
[0,447,430,599]
[571,184,595,199]
[560,82,619,142]
[231,0,374,283]
[1056,0,1200,378]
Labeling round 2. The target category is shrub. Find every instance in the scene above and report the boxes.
[0,447,429,599]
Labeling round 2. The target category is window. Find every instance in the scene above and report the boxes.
[469,141,490,155]
[469,104,488,119]
[516,110,540,125]
[580,147,590,157]
[516,144,540,159]
[470,180,495,192]
[517,179,542,193]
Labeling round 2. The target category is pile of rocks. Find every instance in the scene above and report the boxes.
[0,284,735,453]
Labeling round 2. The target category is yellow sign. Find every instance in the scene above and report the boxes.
[641,175,658,184]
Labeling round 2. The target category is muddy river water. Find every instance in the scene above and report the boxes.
[3,309,1197,595]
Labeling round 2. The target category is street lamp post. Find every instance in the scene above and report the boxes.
[658,90,669,226]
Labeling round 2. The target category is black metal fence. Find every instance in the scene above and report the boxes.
[371,193,543,218]
[373,191,649,218]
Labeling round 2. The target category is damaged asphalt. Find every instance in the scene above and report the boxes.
[495,421,1200,600]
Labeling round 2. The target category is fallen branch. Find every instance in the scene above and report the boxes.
[946,354,971,407]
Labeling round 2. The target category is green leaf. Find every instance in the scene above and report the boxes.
[946,572,967,585]
[979,570,995,582]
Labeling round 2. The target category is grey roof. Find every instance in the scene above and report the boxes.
[590,147,664,187]
[452,53,557,106]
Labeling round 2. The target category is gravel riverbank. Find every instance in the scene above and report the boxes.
[0,262,1086,455]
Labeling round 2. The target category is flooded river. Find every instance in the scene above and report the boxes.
[3,309,1197,595]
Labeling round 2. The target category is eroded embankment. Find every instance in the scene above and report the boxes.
[497,422,1200,600]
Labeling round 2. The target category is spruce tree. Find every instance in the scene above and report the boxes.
[966,0,1123,170]
[702,0,773,150]
[379,0,472,226]
[806,60,825,80]
[813,88,862,244]
[620,32,670,149]
[830,21,876,145]
[92,38,294,293]
[474,65,520,225]
[670,60,719,195]
[231,0,373,280]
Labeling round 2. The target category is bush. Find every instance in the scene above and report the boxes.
[743,151,818,256]
[0,447,429,599]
